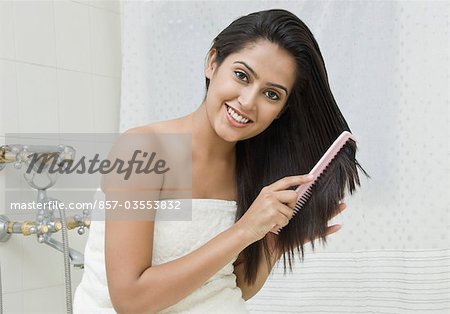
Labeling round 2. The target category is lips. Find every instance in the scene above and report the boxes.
[224,105,252,128]
[225,104,253,123]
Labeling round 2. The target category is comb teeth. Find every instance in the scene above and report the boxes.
[294,131,356,214]
[294,185,314,213]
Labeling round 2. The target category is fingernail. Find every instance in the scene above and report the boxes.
[307,174,314,180]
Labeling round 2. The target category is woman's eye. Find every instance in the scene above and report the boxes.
[234,71,248,82]
[265,91,280,101]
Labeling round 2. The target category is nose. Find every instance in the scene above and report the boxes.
[237,87,258,111]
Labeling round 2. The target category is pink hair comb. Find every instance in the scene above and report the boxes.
[294,131,356,213]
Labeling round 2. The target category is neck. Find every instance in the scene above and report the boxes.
[187,101,236,162]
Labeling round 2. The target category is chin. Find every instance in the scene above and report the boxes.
[220,132,240,143]
[215,126,240,143]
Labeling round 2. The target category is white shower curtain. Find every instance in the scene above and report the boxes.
[119,1,449,313]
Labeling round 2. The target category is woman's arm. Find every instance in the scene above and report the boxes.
[233,233,281,301]
[106,218,253,314]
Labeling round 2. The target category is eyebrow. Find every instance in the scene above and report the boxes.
[233,61,289,95]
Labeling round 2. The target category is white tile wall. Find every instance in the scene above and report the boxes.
[0,1,15,60]
[0,60,20,134]
[93,75,120,132]
[54,1,92,73]
[88,0,120,13]
[22,284,66,314]
[0,236,23,294]
[1,290,24,314]
[16,63,59,133]
[0,0,122,313]
[57,69,95,133]
[90,6,121,77]
[14,1,57,67]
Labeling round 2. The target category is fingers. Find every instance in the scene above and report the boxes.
[265,174,313,192]
[275,190,298,206]
[325,224,342,236]
[276,203,348,237]
[328,202,347,221]
[305,224,342,243]
[263,191,297,236]
[273,191,299,222]
[268,202,292,235]
[270,226,280,235]
[322,203,346,237]
[263,183,347,238]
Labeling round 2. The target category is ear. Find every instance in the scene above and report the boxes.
[205,48,218,79]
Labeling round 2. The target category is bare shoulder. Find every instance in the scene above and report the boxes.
[102,119,187,193]
[124,116,190,135]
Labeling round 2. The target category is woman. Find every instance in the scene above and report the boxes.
[74,8,364,313]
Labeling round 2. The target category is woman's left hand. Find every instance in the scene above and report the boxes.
[266,202,347,255]
[320,201,347,237]
[274,201,347,238]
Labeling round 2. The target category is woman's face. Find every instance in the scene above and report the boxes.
[204,39,297,142]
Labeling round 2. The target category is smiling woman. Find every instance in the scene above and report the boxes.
[73,8,366,314]
[204,40,296,142]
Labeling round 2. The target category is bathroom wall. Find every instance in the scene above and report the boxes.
[0,1,122,313]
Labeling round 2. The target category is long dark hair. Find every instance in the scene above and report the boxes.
[206,9,369,285]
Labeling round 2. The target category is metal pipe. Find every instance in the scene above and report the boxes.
[0,216,89,239]
[42,237,84,269]
[0,143,79,314]
[57,203,73,314]
[0,145,16,164]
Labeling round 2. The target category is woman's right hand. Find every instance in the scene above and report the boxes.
[235,174,314,243]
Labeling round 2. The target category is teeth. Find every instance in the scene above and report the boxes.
[227,106,250,124]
